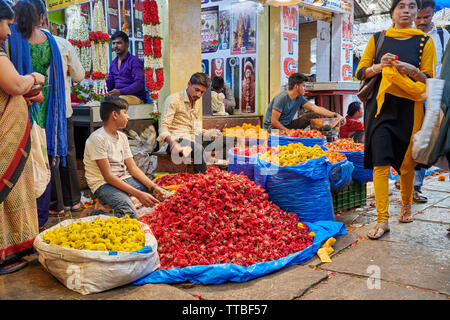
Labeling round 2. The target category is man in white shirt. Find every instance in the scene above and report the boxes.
[415,0,449,77]
[42,17,86,214]
[411,0,449,203]
[157,72,221,173]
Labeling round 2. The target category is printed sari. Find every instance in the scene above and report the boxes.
[0,48,38,261]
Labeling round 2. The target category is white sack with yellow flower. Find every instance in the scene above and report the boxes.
[33,215,160,295]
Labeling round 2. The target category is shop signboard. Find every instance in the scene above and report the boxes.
[340,3,353,80]
[280,5,298,88]
[46,0,90,12]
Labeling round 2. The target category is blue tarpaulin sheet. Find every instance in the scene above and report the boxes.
[133,220,346,285]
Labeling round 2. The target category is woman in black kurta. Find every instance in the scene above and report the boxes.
[356,0,436,239]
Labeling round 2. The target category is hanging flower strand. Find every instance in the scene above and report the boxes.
[143,0,164,101]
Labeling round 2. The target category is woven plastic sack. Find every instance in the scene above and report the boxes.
[254,155,334,223]
[339,150,373,184]
[33,215,160,295]
[227,148,258,182]
[326,158,354,194]
[268,133,326,148]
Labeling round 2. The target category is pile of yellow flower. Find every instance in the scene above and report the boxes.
[42,215,145,252]
[223,123,268,140]
[260,143,325,167]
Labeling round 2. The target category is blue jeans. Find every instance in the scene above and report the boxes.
[414,167,426,191]
[91,177,150,219]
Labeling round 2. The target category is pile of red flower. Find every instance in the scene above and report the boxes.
[273,129,324,138]
[231,145,274,157]
[139,168,314,269]
[325,138,364,152]
[154,172,200,187]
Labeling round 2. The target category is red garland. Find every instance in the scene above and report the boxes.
[91,72,108,80]
[89,31,110,43]
[143,0,163,99]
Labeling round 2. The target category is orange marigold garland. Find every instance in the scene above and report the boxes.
[143,0,164,101]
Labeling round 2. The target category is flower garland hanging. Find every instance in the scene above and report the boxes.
[91,1,109,95]
[143,0,164,101]
[67,11,91,77]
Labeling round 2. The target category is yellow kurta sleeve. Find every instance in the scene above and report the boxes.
[356,35,376,80]
[419,36,437,78]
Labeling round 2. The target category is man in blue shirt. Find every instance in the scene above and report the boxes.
[263,73,345,131]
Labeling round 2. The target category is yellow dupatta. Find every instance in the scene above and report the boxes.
[375,27,437,117]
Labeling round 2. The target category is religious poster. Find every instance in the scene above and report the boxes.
[211,58,225,78]
[119,0,133,36]
[231,2,257,55]
[107,0,119,35]
[226,57,240,112]
[218,10,231,50]
[241,57,255,113]
[202,59,210,75]
[134,0,144,39]
[80,2,91,29]
[201,6,219,53]
[135,41,144,61]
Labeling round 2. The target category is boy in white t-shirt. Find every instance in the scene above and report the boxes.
[84,96,169,219]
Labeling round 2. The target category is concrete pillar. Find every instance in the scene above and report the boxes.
[158,0,202,108]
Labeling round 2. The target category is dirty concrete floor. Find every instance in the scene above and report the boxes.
[0,172,448,302]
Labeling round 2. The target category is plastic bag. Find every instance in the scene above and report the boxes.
[412,78,445,164]
[33,215,160,295]
[129,126,157,176]
[133,220,346,285]
[227,149,258,182]
[254,155,334,223]
[327,158,354,194]
[268,134,326,148]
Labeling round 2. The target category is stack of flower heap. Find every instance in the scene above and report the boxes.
[143,0,164,101]
[67,13,91,76]
[228,145,275,182]
[90,1,109,95]
[223,123,268,141]
[41,215,145,252]
[139,168,314,269]
[325,138,364,152]
[154,172,200,187]
[260,143,325,167]
[325,138,372,184]
[269,129,326,147]
[325,150,346,164]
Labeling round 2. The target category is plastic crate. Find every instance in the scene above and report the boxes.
[332,180,367,213]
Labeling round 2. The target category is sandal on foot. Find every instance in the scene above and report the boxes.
[399,204,413,223]
[70,202,85,212]
[49,209,64,216]
[413,190,428,203]
[367,222,390,240]
[0,258,29,275]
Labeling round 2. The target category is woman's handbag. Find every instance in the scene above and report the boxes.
[30,122,51,198]
[357,31,385,103]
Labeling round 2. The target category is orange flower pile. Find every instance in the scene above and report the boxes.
[223,123,268,140]
[325,150,346,164]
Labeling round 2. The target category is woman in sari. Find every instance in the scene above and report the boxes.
[9,0,67,227]
[356,0,436,239]
[0,0,45,274]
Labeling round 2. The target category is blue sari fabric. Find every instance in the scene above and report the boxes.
[8,25,67,167]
